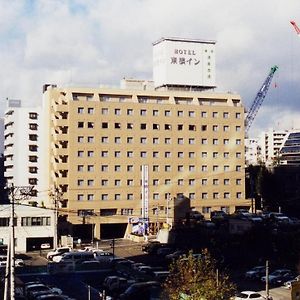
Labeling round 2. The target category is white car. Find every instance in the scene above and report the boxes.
[47,247,71,261]
[41,243,51,249]
[233,291,266,299]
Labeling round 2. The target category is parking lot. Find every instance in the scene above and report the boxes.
[18,239,292,299]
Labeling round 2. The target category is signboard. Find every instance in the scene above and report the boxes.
[153,37,216,88]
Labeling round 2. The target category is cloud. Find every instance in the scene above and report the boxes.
[1,0,300,138]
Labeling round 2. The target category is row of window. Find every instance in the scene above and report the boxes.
[0,217,51,227]
[77,149,243,158]
[78,122,242,132]
[78,134,242,144]
[77,164,243,173]
[78,107,241,119]
[77,178,242,187]
[77,192,242,201]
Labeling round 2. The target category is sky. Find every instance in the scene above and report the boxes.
[1,0,300,138]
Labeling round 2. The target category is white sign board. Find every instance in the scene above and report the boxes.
[153,38,216,88]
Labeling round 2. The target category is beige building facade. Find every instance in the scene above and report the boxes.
[43,83,249,239]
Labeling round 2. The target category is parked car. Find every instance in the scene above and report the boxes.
[93,250,114,262]
[41,243,51,250]
[75,260,102,271]
[47,247,71,261]
[25,283,62,298]
[53,251,94,263]
[245,266,266,280]
[119,281,162,300]
[156,247,174,257]
[261,269,293,285]
[232,291,266,300]
[283,279,298,289]
[165,250,186,261]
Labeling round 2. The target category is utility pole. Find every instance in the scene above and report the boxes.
[5,184,33,300]
[49,186,63,249]
[266,260,269,299]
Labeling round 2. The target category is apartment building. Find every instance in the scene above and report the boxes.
[4,100,48,206]
[258,129,288,166]
[43,82,248,239]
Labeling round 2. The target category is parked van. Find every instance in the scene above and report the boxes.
[53,251,94,263]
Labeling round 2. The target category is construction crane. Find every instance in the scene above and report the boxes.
[245,65,278,134]
[290,20,300,36]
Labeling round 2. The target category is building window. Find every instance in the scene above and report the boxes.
[213,152,218,159]
[223,125,229,132]
[127,165,134,172]
[236,139,241,145]
[201,165,208,172]
[140,137,147,144]
[213,165,219,172]
[165,124,172,130]
[237,192,242,199]
[178,124,183,130]
[77,194,84,201]
[188,111,195,117]
[165,179,171,185]
[153,137,159,144]
[189,125,196,131]
[78,107,84,114]
[29,123,38,130]
[153,193,160,200]
[201,139,207,145]
[29,178,37,185]
[189,193,195,200]
[153,165,159,172]
[114,151,121,158]
[224,165,230,172]
[121,208,133,215]
[127,194,134,200]
[29,156,38,162]
[115,179,121,186]
[153,179,159,186]
[115,194,121,201]
[127,109,133,115]
[165,138,171,144]
[165,152,171,158]
[224,179,230,185]
[178,138,184,145]
[29,167,38,173]
[201,111,207,118]
[101,165,108,172]
[101,136,109,143]
[213,179,219,185]
[29,145,38,152]
[212,112,218,118]
[189,165,195,172]
[127,123,133,129]
[87,136,94,143]
[153,110,159,116]
[87,194,94,201]
[77,165,84,172]
[127,179,133,186]
[165,110,171,116]
[236,165,242,171]
[140,109,147,116]
[141,123,147,130]
[101,108,108,115]
[224,192,230,199]
[77,179,84,186]
[236,152,242,158]
[178,111,184,117]
[101,194,108,201]
[178,165,184,172]
[165,165,171,172]
[102,122,108,129]
[189,152,195,158]
[87,165,94,172]
[202,193,208,199]
[87,108,94,114]
[236,179,242,185]
[78,122,84,128]
[101,179,108,186]
[77,151,84,158]
[189,138,195,144]
[178,179,184,186]
[223,112,229,119]
[127,151,133,158]
[115,108,121,115]
[212,125,218,132]
[127,137,133,144]
[101,151,108,157]
[224,139,229,145]
[189,179,195,186]
[178,152,184,158]
[236,112,241,119]
[29,112,38,119]
[201,179,207,185]
[224,152,229,159]
[153,151,159,158]
[140,151,147,158]
[29,134,38,141]
[87,180,94,186]
[115,123,121,129]
[213,139,218,145]
[213,193,219,199]
[87,151,94,157]
[202,152,207,158]
[115,137,121,144]
[115,165,121,172]
[202,207,211,214]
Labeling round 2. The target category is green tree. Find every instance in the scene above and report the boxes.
[163,249,236,300]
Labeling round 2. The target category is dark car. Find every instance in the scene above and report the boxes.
[245,266,266,280]
[119,281,162,300]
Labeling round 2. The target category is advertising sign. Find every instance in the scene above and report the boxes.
[153,37,216,88]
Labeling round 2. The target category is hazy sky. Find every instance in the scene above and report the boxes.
[1,0,300,137]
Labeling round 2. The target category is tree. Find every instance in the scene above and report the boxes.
[163,249,236,300]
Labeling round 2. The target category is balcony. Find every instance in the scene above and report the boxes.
[52,147,68,156]
[52,101,69,113]
[52,118,67,128]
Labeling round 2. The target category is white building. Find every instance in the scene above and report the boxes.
[0,204,55,252]
[245,138,260,166]
[4,100,49,206]
[258,129,288,166]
